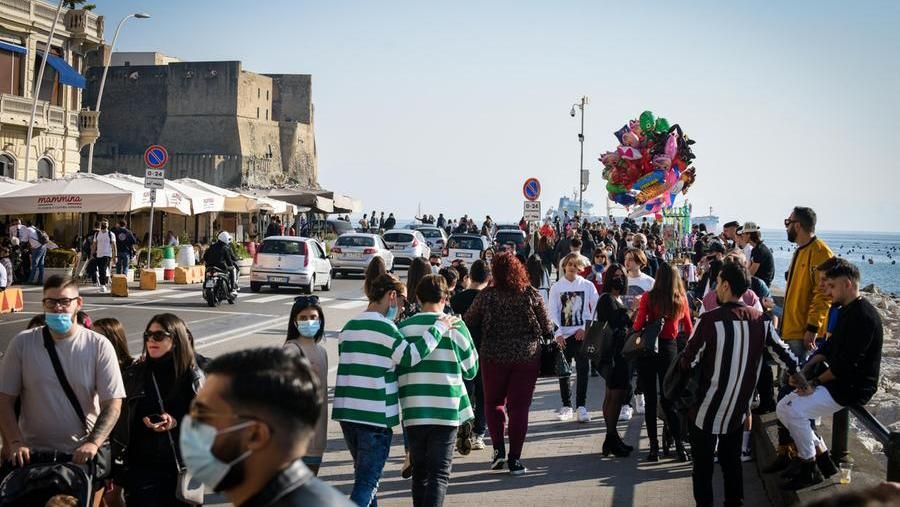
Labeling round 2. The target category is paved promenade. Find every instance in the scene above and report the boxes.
[317,373,770,507]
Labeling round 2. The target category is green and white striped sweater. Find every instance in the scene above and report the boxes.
[332,311,449,429]
[397,312,479,427]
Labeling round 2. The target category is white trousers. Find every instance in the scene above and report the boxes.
[776,386,843,459]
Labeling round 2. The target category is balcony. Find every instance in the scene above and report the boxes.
[0,94,73,132]
[0,1,104,48]
[64,8,104,49]
[77,109,98,146]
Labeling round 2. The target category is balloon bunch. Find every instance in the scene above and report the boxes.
[598,110,697,217]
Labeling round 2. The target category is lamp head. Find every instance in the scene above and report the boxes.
[134,12,151,19]
[569,106,576,117]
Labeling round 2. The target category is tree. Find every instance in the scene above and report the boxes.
[63,0,96,10]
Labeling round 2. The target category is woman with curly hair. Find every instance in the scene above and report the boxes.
[464,253,553,475]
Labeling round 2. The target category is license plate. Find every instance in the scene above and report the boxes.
[457,252,473,258]
[343,253,362,259]
[268,276,289,283]
[204,280,215,288]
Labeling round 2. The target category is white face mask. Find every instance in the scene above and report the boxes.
[179,415,254,491]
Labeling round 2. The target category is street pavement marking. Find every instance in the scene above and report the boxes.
[162,291,203,299]
[81,302,277,316]
[327,300,369,310]
[282,296,335,305]
[126,289,179,297]
[246,294,297,303]
[194,317,289,350]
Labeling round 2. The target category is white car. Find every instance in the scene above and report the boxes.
[331,233,395,277]
[250,236,332,294]
[416,226,449,251]
[382,229,431,268]
[442,234,492,267]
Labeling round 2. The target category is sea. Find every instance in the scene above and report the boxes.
[762,230,900,294]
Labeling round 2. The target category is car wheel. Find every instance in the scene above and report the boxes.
[305,276,315,295]
[322,274,332,291]
[333,269,341,279]
[271,284,280,291]
[250,282,262,293]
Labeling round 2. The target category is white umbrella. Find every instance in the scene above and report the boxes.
[175,178,260,213]
[0,173,140,214]
[103,173,222,214]
[100,173,192,216]
[0,176,32,196]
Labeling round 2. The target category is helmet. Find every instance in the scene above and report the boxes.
[217,231,232,244]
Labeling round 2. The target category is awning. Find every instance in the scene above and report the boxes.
[46,54,86,89]
[246,188,334,214]
[0,41,26,54]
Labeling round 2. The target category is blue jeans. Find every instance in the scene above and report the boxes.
[340,421,393,507]
[115,252,131,275]
[407,425,457,507]
[29,246,46,284]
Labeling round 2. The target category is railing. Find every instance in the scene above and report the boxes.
[833,405,900,481]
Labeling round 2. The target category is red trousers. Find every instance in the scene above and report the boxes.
[480,355,540,460]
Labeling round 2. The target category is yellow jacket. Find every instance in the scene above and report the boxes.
[781,237,834,340]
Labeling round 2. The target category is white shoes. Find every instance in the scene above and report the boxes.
[634,394,646,415]
[471,434,486,450]
[620,405,633,421]
[558,407,574,421]
[576,406,591,423]
[741,448,753,462]
[99,285,109,293]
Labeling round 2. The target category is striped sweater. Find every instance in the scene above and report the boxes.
[397,312,479,427]
[332,311,449,429]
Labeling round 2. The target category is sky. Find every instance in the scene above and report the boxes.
[94,0,900,232]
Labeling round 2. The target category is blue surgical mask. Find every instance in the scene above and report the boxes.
[179,415,254,491]
[296,319,321,337]
[385,304,398,321]
[45,313,73,334]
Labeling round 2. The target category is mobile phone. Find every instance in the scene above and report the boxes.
[148,414,165,424]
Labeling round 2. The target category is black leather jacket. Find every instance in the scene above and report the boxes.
[203,240,238,272]
[240,459,353,507]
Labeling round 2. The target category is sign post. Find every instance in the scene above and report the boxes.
[524,201,541,222]
[143,145,169,270]
[523,178,542,230]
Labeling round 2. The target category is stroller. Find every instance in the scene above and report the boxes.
[0,451,97,507]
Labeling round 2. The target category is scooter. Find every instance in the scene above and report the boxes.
[203,266,236,307]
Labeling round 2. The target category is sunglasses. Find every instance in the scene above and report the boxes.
[143,330,173,342]
[42,297,80,309]
[784,219,798,227]
[294,295,320,305]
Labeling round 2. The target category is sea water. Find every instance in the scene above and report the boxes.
[763,230,900,294]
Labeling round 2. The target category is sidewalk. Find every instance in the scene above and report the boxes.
[317,373,770,507]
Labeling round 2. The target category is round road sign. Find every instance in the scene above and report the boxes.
[523,178,541,201]
[144,145,169,169]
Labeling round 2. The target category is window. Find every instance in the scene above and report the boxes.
[335,236,375,248]
[383,232,414,243]
[256,107,259,119]
[257,88,260,98]
[34,46,63,106]
[448,236,482,250]
[0,44,24,96]
[0,154,14,178]
[313,242,326,259]
[37,157,53,179]
[259,239,306,255]
[265,109,268,120]
[266,90,269,100]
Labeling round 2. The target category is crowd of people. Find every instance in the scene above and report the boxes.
[0,204,889,507]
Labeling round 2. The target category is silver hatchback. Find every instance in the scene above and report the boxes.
[331,233,395,276]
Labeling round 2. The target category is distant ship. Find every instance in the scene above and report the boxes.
[547,192,596,221]
[692,206,720,233]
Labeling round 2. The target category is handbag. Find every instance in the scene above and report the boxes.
[663,350,703,412]
[42,327,113,480]
[151,373,205,505]
[580,319,614,364]
[622,318,664,362]
[539,334,569,378]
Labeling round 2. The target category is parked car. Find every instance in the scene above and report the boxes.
[415,226,449,251]
[382,229,431,268]
[250,236,333,294]
[300,219,355,237]
[495,224,521,231]
[331,233,394,277]
[494,229,531,258]
[441,234,491,267]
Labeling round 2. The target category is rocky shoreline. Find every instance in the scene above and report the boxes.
[853,285,900,458]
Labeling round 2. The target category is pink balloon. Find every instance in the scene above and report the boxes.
[665,133,677,159]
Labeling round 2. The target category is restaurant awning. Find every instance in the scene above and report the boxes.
[103,173,225,214]
[0,173,143,214]
[0,176,32,196]
[245,188,334,214]
[174,178,301,214]
[100,173,192,215]
[46,54,86,89]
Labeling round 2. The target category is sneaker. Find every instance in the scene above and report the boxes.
[634,394,645,415]
[576,406,591,423]
[456,422,473,456]
[471,434,486,450]
[620,405,633,421]
[491,449,507,470]
[741,448,753,462]
[558,406,574,421]
[508,459,528,476]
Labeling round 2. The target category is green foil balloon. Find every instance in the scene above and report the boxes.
[655,117,670,134]
[639,111,655,132]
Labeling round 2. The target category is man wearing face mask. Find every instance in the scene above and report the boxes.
[182,347,353,506]
[0,275,125,502]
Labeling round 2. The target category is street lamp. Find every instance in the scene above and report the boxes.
[22,0,66,181]
[570,96,588,217]
[86,12,151,174]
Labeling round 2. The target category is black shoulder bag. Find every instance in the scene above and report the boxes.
[42,327,113,480]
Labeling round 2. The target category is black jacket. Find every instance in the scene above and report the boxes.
[823,297,883,406]
[203,240,238,271]
[240,459,354,507]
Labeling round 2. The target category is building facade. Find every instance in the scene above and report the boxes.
[84,54,319,189]
[0,0,102,181]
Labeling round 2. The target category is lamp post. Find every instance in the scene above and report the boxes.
[86,12,151,174]
[570,96,588,217]
[22,0,65,181]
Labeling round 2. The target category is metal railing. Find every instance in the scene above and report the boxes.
[832,405,900,481]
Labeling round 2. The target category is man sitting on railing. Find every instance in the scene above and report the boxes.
[776,258,884,490]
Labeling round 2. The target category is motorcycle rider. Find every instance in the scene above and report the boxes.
[202,232,239,296]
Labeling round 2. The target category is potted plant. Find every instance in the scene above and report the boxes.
[230,242,253,275]
[44,249,78,278]
[135,247,165,281]
[176,231,196,267]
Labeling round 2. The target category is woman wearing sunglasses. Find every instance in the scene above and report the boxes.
[284,295,328,475]
[116,313,204,507]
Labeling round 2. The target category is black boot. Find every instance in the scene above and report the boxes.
[646,440,659,462]
[662,428,672,457]
[762,447,795,474]
[675,441,689,462]
[603,435,631,458]
[780,460,824,490]
[815,451,839,479]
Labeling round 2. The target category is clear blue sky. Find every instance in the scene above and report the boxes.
[96,0,899,231]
